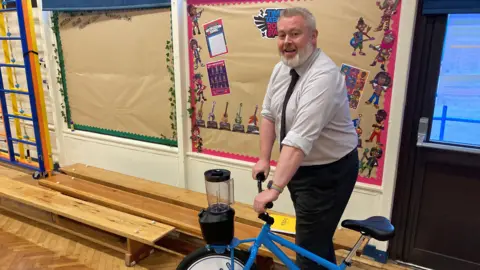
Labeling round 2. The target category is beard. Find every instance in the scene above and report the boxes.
[280,42,315,68]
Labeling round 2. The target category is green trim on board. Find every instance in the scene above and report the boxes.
[51,11,72,127]
[73,124,178,147]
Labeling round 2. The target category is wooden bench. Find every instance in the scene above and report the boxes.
[0,176,175,267]
[39,173,297,265]
[59,163,367,254]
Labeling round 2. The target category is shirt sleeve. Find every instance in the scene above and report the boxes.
[281,69,342,156]
[261,64,281,122]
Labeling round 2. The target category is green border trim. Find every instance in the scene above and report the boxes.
[74,124,178,146]
[51,11,72,127]
[51,9,178,147]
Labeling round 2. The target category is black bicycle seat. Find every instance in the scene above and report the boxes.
[341,216,395,241]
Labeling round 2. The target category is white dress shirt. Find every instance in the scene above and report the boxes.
[261,48,358,166]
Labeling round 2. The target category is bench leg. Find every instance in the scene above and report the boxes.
[256,255,275,269]
[125,239,154,267]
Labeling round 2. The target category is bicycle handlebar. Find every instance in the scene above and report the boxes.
[255,172,273,209]
[255,172,275,225]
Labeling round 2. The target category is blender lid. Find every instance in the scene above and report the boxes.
[204,169,231,182]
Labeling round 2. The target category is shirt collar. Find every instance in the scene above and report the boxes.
[292,48,320,77]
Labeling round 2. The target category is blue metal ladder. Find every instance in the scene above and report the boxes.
[0,0,47,177]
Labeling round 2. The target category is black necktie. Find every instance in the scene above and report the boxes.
[280,69,300,151]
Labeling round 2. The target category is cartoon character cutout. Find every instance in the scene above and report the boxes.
[187,5,204,35]
[366,109,388,145]
[191,125,203,150]
[375,0,399,32]
[369,30,396,71]
[346,75,356,93]
[193,73,207,102]
[190,39,204,70]
[350,90,361,109]
[360,146,383,178]
[352,114,363,148]
[350,17,375,56]
[366,71,392,108]
[355,72,367,89]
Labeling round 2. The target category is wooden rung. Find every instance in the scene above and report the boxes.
[0,176,175,246]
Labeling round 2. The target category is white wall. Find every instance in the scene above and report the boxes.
[32,0,419,253]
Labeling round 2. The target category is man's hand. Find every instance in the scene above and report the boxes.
[252,159,270,180]
[253,189,279,213]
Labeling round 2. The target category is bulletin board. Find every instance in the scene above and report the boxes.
[53,8,177,146]
[187,0,401,186]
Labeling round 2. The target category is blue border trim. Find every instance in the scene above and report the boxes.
[42,3,171,11]
[363,244,388,264]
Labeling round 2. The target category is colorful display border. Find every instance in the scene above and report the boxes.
[187,0,402,186]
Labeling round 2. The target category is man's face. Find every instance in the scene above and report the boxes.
[277,15,317,67]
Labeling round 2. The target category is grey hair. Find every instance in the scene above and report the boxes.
[279,7,316,31]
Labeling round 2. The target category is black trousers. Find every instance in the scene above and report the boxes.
[287,148,359,269]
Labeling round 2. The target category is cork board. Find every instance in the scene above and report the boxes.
[187,0,401,186]
[57,8,176,144]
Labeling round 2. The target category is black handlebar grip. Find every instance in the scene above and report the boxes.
[258,213,275,225]
[256,172,266,181]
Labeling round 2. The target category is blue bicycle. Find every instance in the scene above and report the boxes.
[177,170,395,270]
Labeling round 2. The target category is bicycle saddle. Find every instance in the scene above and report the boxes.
[341,216,395,241]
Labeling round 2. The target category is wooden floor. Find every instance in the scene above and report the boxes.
[0,209,183,270]
[0,164,411,270]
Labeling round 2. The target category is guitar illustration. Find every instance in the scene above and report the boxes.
[232,103,245,133]
[235,103,243,125]
[222,102,229,123]
[247,105,260,134]
[248,105,258,126]
[220,102,231,130]
[196,100,205,127]
[207,101,218,129]
[208,101,216,121]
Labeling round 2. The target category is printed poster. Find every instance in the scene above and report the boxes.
[206,60,230,96]
[203,19,228,58]
[253,8,284,39]
[341,63,370,110]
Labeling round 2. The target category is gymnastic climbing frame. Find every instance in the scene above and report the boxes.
[0,0,53,178]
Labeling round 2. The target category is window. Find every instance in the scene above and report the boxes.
[430,13,480,147]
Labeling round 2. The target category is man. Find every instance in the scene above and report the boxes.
[252,7,359,269]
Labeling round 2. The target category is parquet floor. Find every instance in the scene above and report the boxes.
[0,209,183,269]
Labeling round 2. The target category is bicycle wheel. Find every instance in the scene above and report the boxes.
[177,246,257,270]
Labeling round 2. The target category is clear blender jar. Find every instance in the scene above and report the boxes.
[198,169,236,245]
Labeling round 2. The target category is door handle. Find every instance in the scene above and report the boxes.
[416,117,429,146]
[416,117,480,155]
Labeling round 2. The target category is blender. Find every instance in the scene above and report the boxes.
[198,169,236,246]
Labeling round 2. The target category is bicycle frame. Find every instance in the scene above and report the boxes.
[208,221,368,270]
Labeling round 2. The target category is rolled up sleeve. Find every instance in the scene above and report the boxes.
[261,98,275,122]
[281,70,340,156]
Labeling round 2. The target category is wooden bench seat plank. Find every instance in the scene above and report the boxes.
[60,163,293,228]
[0,176,175,246]
[39,175,297,261]
[60,163,366,254]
